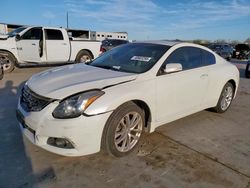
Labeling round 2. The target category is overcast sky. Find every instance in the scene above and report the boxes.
[1,0,250,41]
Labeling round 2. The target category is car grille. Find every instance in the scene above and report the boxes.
[20,85,53,112]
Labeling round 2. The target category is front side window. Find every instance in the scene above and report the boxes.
[90,43,170,73]
[163,47,202,71]
[21,28,42,40]
[45,29,63,40]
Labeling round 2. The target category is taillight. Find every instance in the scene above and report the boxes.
[100,46,106,53]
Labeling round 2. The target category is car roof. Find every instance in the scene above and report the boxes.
[132,40,219,55]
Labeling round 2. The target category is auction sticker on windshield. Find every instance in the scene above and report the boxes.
[131,56,152,62]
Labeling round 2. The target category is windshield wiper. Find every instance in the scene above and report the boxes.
[93,65,122,72]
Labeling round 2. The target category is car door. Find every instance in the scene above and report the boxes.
[44,29,70,63]
[156,47,209,123]
[16,27,42,63]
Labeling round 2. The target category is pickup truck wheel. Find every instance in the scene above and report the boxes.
[0,52,15,73]
[76,50,92,63]
[102,102,145,157]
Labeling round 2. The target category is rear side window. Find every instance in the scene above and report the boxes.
[202,50,216,66]
[102,40,128,46]
[164,47,202,70]
[22,28,42,40]
[45,29,64,40]
[113,40,126,45]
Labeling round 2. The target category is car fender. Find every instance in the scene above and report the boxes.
[205,61,239,108]
[0,37,20,62]
[84,79,156,123]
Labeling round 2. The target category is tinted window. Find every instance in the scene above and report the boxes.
[112,40,120,45]
[202,50,216,66]
[22,28,42,40]
[102,39,128,46]
[45,29,63,40]
[163,47,202,71]
[112,40,127,45]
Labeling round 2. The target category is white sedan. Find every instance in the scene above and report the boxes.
[16,41,239,157]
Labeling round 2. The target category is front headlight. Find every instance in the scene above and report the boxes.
[52,90,104,119]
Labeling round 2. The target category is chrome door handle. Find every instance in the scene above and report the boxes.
[62,43,67,45]
[32,43,36,46]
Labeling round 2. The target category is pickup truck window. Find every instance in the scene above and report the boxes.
[45,29,64,40]
[22,28,42,40]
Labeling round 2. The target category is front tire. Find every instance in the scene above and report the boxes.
[102,102,145,157]
[212,82,234,113]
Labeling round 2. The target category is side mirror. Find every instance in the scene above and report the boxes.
[163,63,182,74]
[15,34,21,41]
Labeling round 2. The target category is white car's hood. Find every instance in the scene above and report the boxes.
[27,64,137,99]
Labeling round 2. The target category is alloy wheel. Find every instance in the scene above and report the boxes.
[220,86,233,111]
[114,112,143,152]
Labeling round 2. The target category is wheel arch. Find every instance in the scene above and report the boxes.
[132,100,152,132]
[102,99,153,133]
[0,49,18,65]
[225,79,237,96]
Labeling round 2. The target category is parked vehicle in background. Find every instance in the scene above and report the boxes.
[0,26,101,73]
[0,62,3,80]
[208,44,233,60]
[246,60,250,78]
[16,41,239,157]
[100,39,129,53]
[233,44,250,60]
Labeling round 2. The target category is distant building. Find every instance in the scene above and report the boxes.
[95,31,128,41]
[0,23,128,41]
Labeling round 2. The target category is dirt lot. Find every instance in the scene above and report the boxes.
[0,61,250,188]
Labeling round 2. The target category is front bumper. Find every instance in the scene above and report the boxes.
[17,100,112,156]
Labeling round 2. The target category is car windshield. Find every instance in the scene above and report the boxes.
[7,27,27,37]
[90,43,170,73]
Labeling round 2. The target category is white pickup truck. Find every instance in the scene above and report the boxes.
[0,26,101,72]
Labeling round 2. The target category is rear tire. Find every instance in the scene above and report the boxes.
[102,102,145,157]
[75,50,92,63]
[0,52,15,73]
[212,82,234,113]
